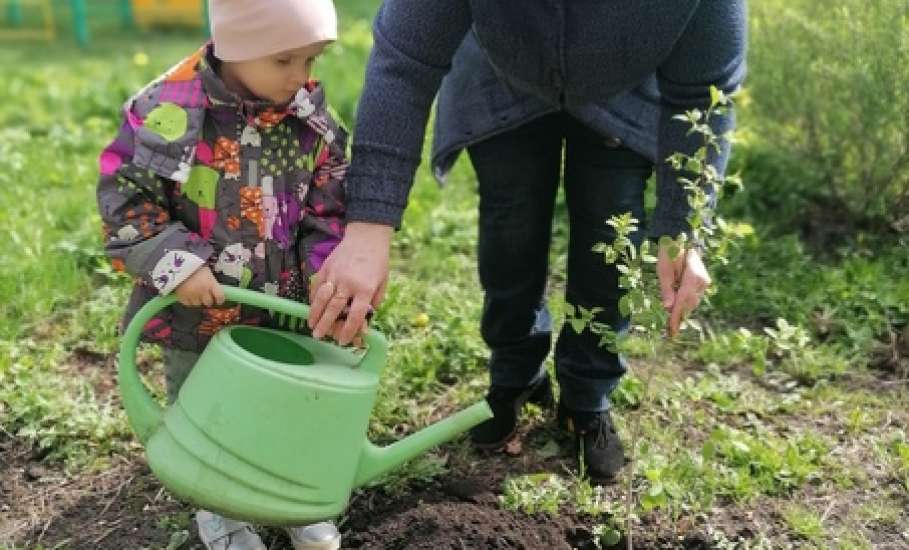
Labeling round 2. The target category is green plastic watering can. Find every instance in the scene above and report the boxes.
[118,286,493,525]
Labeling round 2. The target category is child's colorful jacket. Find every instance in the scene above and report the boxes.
[97,44,348,352]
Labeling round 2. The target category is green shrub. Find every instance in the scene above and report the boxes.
[745,0,908,228]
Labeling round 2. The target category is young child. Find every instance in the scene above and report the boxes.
[97,1,350,548]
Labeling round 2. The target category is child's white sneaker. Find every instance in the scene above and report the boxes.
[195,510,266,550]
[285,522,341,550]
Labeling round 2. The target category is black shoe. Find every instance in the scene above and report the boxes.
[470,373,554,449]
[558,403,625,481]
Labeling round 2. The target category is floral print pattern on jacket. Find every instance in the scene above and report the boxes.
[97,43,348,352]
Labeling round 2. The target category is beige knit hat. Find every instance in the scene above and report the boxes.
[210,0,337,62]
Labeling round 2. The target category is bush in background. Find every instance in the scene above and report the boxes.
[740,0,908,232]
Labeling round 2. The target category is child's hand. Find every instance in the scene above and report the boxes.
[318,313,368,348]
[174,267,225,307]
[320,304,372,348]
[335,318,369,349]
[322,322,365,348]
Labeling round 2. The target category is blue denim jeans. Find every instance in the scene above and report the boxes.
[467,112,652,412]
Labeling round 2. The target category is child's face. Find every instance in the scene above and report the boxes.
[220,42,328,104]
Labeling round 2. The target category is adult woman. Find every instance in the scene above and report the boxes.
[308,0,746,480]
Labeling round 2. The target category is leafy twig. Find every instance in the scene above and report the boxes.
[570,86,745,548]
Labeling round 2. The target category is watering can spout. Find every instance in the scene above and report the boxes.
[353,401,493,488]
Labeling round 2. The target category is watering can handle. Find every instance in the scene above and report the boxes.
[118,285,387,443]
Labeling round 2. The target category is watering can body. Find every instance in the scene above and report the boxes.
[118,287,492,525]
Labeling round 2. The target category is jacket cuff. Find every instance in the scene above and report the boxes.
[648,214,691,241]
[150,250,209,296]
[346,148,419,229]
[345,199,405,228]
[121,223,214,294]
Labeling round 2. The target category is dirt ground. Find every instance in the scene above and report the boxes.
[2,423,774,550]
[3,350,908,549]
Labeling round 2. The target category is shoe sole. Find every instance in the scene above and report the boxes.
[472,376,554,451]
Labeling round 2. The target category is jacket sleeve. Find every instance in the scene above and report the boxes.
[296,104,349,280]
[96,105,214,296]
[651,0,748,240]
[345,0,472,228]
[309,107,349,227]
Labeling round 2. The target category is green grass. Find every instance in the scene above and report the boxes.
[705,232,909,348]
[0,1,379,344]
[500,473,571,515]
[2,0,908,547]
[0,0,383,468]
[782,504,826,544]
[0,34,202,342]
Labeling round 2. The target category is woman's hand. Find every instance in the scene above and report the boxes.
[174,267,225,307]
[308,222,393,345]
[656,245,711,338]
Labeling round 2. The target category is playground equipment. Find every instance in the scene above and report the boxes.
[132,0,206,30]
[1,0,55,41]
[1,0,207,46]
